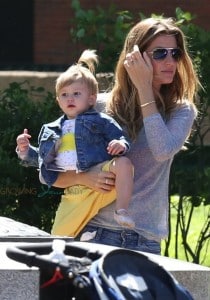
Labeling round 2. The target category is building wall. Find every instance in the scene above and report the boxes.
[34,0,210,66]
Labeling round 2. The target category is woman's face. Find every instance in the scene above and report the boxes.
[146,34,179,90]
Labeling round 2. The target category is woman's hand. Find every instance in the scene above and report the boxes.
[124,45,158,116]
[54,162,115,192]
[124,45,153,92]
[83,162,115,192]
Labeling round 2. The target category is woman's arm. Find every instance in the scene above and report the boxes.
[124,45,158,118]
[143,102,196,161]
[52,163,116,192]
[16,131,115,192]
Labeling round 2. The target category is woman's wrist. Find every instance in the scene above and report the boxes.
[54,171,77,188]
[139,93,158,117]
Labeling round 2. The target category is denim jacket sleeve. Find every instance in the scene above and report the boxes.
[40,164,59,187]
[17,143,59,186]
[37,121,62,186]
[101,113,131,152]
[18,145,39,168]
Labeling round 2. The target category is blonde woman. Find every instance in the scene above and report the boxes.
[75,17,199,253]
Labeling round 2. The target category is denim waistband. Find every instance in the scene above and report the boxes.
[76,224,160,244]
[84,224,160,241]
[96,226,145,241]
[76,224,161,254]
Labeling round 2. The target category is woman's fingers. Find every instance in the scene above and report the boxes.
[124,45,153,90]
[96,171,115,191]
[88,163,115,192]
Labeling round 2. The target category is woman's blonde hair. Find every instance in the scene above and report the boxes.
[107,17,199,140]
[56,49,99,96]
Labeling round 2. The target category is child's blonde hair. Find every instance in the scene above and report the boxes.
[56,49,99,96]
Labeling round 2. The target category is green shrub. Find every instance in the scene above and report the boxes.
[0,82,63,232]
[70,0,134,72]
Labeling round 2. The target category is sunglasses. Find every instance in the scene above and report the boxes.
[147,48,182,61]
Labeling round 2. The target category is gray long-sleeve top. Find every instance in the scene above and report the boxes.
[89,101,197,241]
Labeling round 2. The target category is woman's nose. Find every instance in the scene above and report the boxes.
[165,54,176,64]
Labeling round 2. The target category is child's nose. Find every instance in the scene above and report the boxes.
[67,94,74,101]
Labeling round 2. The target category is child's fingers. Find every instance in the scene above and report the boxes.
[107,144,124,155]
[23,128,31,139]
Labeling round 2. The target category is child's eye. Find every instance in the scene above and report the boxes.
[73,91,81,97]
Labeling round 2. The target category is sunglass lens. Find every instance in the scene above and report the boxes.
[153,49,167,60]
[172,48,182,60]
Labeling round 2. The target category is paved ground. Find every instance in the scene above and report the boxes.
[0,216,50,237]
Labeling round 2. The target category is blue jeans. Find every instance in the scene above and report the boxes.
[75,225,161,254]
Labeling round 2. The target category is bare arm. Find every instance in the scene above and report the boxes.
[124,45,158,118]
[53,163,115,192]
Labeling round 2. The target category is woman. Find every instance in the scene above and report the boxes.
[16,17,199,254]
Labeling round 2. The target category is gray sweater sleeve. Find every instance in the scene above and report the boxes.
[143,101,197,161]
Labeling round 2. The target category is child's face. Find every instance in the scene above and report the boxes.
[57,81,96,119]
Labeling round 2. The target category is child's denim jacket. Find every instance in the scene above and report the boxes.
[34,108,130,186]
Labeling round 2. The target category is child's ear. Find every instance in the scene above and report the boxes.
[89,94,97,106]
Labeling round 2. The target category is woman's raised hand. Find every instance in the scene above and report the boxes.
[124,45,153,91]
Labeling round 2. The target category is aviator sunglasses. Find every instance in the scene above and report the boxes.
[147,47,182,61]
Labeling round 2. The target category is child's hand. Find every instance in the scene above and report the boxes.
[107,140,126,155]
[16,128,31,152]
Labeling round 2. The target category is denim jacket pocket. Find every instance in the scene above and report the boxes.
[39,131,59,163]
[82,120,105,144]
[83,119,104,134]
